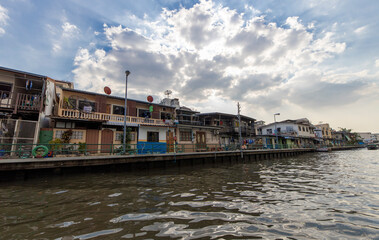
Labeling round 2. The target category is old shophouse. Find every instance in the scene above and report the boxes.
[159,97,221,152]
[197,112,256,145]
[259,118,316,148]
[46,86,176,154]
[0,66,61,156]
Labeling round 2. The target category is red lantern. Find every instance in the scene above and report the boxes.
[104,86,111,95]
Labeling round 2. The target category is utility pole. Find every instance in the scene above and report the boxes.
[237,102,243,158]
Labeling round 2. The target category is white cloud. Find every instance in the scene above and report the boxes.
[354,25,367,34]
[375,59,379,68]
[0,4,9,36]
[285,16,305,31]
[72,0,378,130]
[62,22,80,38]
[48,20,80,53]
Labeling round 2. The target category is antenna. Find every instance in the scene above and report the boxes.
[164,90,172,98]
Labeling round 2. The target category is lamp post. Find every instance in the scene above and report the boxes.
[237,102,243,158]
[123,70,131,154]
[274,113,280,149]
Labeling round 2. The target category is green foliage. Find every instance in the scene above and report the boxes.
[61,129,73,143]
[115,128,132,154]
[78,142,86,153]
[49,138,63,151]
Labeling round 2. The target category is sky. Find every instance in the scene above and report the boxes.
[0,0,378,132]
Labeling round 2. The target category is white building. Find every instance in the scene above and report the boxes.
[259,118,316,148]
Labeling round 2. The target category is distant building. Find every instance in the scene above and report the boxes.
[197,112,256,145]
[356,132,376,143]
[259,118,316,148]
[315,123,333,145]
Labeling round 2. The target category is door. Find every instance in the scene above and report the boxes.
[196,132,206,150]
[86,129,99,154]
[166,131,174,152]
[39,129,53,144]
[101,129,114,153]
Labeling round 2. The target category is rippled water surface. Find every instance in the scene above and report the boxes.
[1,149,378,239]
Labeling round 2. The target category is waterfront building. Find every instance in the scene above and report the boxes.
[0,66,61,156]
[259,118,316,148]
[315,123,333,145]
[196,112,256,145]
[160,98,221,152]
[48,86,176,154]
[254,120,265,136]
[356,132,376,143]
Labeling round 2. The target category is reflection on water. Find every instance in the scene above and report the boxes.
[0,149,378,239]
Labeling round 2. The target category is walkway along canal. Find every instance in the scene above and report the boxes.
[0,146,360,180]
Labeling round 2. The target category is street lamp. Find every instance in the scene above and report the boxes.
[123,70,131,154]
[274,113,280,149]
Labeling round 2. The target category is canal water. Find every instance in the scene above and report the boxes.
[1,149,378,239]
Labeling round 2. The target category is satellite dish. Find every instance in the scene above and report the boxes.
[147,95,153,103]
[164,90,172,98]
[104,86,111,95]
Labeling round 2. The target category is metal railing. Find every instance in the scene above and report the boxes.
[0,91,42,111]
[0,142,362,159]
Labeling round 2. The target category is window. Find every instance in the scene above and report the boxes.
[78,100,96,112]
[56,121,75,129]
[267,129,272,134]
[180,130,192,141]
[298,126,301,131]
[115,132,122,141]
[286,126,294,132]
[0,83,12,98]
[277,127,281,133]
[55,130,64,139]
[116,132,136,141]
[147,131,159,142]
[113,105,125,115]
[161,112,172,120]
[55,130,83,140]
[302,127,305,131]
[71,131,83,140]
[139,109,151,118]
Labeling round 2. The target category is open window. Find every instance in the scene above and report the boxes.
[0,83,12,99]
[138,109,150,118]
[113,105,125,115]
[78,100,96,112]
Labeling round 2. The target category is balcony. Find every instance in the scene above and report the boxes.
[177,119,205,126]
[58,108,173,126]
[0,91,42,113]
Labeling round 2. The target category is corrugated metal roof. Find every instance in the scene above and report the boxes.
[0,66,46,78]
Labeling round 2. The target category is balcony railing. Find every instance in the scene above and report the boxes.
[0,91,42,112]
[177,119,205,126]
[59,108,170,126]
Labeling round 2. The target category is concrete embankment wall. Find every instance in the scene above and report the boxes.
[0,146,362,181]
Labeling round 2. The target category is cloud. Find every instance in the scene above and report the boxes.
[354,25,367,34]
[62,22,80,38]
[0,4,9,36]
[48,20,80,53]
[72,0,378,125]
[376,59,379,68]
